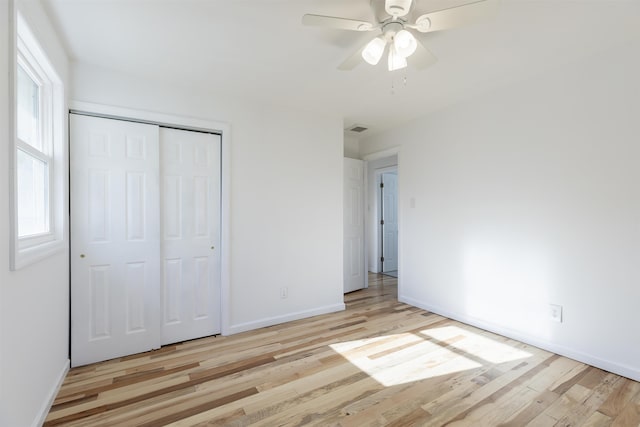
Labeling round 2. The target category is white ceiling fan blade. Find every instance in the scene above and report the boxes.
[338,43,368,71]
[302,14,374,31]
[411,0,499,33]
[410,39,437,70]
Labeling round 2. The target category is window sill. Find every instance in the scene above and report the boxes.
[11,238,67,270]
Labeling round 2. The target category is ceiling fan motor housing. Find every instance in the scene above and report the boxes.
[385,0,412,17]
[382,21,404,40]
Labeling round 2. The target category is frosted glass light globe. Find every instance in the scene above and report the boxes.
[394,30,417,58]
[362,37,386,65]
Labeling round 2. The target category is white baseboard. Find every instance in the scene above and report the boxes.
[399,294,640,383]
[226,303,346,336]
[34,358,69,427]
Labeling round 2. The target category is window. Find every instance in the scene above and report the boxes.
[17,55,51,239]
[10,13,66,269]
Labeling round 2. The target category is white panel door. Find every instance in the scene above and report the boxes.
[160,128,221,345]
[70,114,161,367]
[344,158,365,293]
[382,172,398,272]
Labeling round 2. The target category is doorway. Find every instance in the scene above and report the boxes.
[379,170,398,277]
[365,154,398,279]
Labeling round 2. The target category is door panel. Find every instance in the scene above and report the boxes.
[344,158,365,293]
[160,128,221,345]
[71,114,161,367]
[382,172,398,272]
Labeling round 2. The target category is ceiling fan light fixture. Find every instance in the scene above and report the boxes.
[362,36,386,65]
[388,45,407,71]
[303,0,500,72]
[394,29,417,58]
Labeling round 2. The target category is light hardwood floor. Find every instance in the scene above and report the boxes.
[46,274,640,426]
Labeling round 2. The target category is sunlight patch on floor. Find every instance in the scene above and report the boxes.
[330,326,532,387]
[419,326,533,364]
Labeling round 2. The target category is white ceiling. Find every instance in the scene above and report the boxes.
[42,0,640,137]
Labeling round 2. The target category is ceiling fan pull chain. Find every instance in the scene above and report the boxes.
[390,70,409,95]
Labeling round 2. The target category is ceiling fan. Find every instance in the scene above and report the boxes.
[302,0,499,71]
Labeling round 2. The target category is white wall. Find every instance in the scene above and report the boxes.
[365,155,397,273]
[0,1,70,425]
[71,63,345,335]
[344,135,360,159]
[361,37,640,381]
[0,3,8,424]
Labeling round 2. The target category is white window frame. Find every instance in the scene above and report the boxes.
[10,12,66,270]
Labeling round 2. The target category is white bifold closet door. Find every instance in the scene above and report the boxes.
[70,114,221,367]
[70,115,162,367]
[160,128,221,345]
[343,157,365,293]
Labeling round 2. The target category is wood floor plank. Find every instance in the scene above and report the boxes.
[553,373,621,427]
[599,378,640,419]
[610,397,640,427]
[46,273,640,426]
[500,389,561,427]
[529,383,592,425]
[420,353,556,425]
[582,410,613,427]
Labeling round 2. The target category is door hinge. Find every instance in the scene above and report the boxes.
[380,182,384,188]
[380,256,385,262]
[380,219,384,225]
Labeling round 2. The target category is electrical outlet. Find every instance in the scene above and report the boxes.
[280,287,288,299]
[549,304,563,323]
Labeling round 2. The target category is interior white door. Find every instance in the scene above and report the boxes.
[344,158,365,293]
[70,114,161,367]
[382,172,398,272]
[160,128,221,344]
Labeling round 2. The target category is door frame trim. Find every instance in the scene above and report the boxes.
[376,167,398,273]
[69,101,232,336]
[362,147,401,290]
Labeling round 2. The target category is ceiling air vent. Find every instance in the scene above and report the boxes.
[349,125,369,133]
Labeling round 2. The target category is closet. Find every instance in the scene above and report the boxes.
[70,114,221,367]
